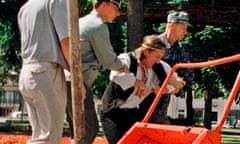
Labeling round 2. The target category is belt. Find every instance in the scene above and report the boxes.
[23,62,59,68]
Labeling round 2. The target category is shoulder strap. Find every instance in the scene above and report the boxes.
[128,52,138,75]
[101,52,137,113]
[152,63,167,86]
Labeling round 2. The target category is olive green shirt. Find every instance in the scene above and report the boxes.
[79,10,126,86]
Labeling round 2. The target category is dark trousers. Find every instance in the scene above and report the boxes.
[66,82,98,144]
[140,94,171,124]
[100,108,144,144]
[101,93,171,144]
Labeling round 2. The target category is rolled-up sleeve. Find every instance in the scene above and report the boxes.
[110,53,136,90]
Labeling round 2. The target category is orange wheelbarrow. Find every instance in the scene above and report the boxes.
[118,54,240,144]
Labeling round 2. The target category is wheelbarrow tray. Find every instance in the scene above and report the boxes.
[118,54,240,144]
[118,122,221,144]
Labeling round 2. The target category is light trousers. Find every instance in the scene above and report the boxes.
[19,62,67,144]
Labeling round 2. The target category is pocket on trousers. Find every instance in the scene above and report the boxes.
[21,64,49,94]
[28,64,49,74]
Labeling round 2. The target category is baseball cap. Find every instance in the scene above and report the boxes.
[109,0,121,8]
[96,0,121,8]
[167,11,192,27]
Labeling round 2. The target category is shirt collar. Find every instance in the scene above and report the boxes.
[91,10,104,23]
[159,32,172,49]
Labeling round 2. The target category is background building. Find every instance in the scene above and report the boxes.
[168,96,240,127]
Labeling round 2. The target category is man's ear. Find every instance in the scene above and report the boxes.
[100,1,108,8]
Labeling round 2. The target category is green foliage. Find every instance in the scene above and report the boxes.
[152,23,166,34]
[194,86,204,98]
[0,0,239,102]
[167,0,189,5]
[152,22,239,101]
[119,0,127,12]
[108,19,127,54]
[79,0,92,14]
[195,67,228,98]
[86,0,93,3]
[0,0,25,87]
[190,25,239,99]
[190,26,238,61]
[121,21,127,50]
[91,71,110,99]
[0,21,20,85]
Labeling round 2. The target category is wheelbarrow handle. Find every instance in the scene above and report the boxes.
[142,54,240,123]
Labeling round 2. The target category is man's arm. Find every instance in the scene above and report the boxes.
[61,38,86,97]
[61,37,70,68]
[91,25,128,72]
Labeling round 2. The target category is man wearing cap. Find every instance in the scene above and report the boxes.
[65,0,129,143]
[157,11,194,124]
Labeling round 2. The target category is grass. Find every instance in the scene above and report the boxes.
[222,128,240,144]
[222,134,240,144]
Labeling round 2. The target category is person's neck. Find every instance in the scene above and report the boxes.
[166,31,177,45]
[95,8,107,22]
[140,60,151,68]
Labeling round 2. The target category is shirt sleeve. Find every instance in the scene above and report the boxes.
[90,25,126,72]
[177,47,194,87]
[160,60,178,78]
[50,0,69,40]
[110,53,136,90]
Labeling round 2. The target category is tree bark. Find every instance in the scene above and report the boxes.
[186,88,194,125]
[127,0,144,51]
[67,0,86,143]
[204,91,212,129]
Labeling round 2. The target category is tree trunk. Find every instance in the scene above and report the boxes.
[204,91,212,129]
[186,88,194,125]
[67,0,86,143]
[127,0,144,51]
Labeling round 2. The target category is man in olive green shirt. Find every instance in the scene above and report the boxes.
[66,0,128,143]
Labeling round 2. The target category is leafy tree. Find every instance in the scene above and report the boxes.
[0,20,21,85]
[0,0,239,107]
[200,67,225,129]
[190,26,239,98]
[0,0,25,85]
[127,0,144,51]
[188,25,239,127]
